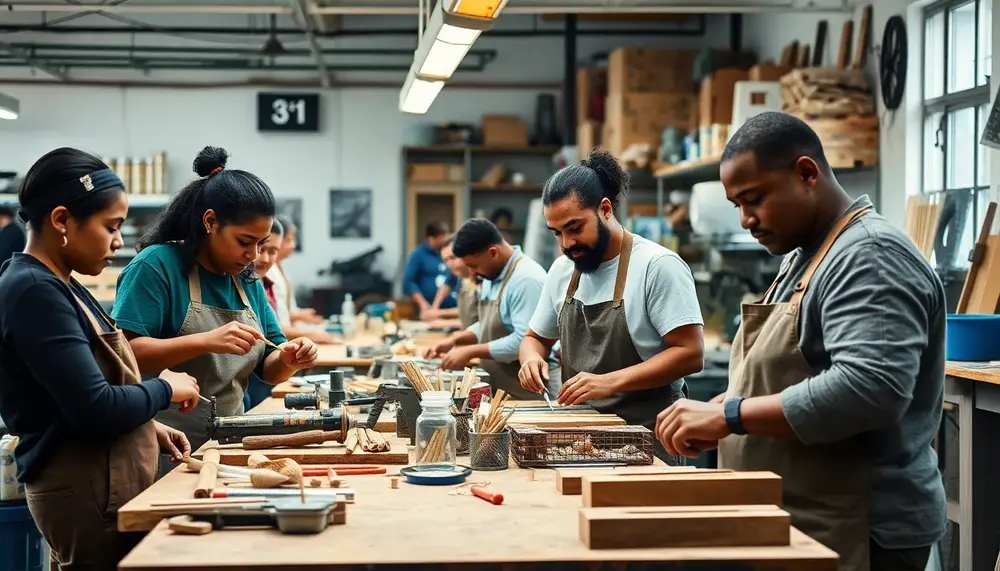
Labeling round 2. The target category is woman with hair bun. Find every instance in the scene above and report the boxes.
[0,147,201,569]
[113,146,318,470]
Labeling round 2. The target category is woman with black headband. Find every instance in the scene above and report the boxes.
[0,148,201,570]
[112,146,318,471]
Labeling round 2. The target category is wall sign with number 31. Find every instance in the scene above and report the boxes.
[257,93,320,132]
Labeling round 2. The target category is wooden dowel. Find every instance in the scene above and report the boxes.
[194,449,220,499]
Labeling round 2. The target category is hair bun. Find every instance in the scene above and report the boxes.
[581,148,629,204]
[192,146,230,177]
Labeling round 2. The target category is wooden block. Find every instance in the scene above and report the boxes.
[581,471,782,508]
[194,440,409,466]
[580,505,790,549]
[556,467,731,495]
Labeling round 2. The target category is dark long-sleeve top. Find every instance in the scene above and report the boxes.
[0,253,172,482]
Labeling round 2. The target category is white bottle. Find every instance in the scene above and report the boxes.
[341,294,356,334]
[1,434,24,500]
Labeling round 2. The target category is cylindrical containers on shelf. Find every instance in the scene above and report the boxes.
[152,151,166,195]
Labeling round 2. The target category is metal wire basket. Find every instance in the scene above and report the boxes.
[469,428,510,471]
[453,410,472,454]
[509,425,655,467]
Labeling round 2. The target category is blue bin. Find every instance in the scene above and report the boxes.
[0,501,44,571]
[946,314,1000,361]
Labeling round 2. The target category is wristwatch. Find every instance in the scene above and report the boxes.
[724,396,747,435]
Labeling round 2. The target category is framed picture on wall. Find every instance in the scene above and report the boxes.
[329,189,372,238]
[275,197,303,252]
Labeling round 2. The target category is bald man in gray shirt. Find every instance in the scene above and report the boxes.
[656,112,946,571]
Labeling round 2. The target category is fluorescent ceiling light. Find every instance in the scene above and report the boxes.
[0,93,18,120]
[413,0,495,80]
[399,62,444,115]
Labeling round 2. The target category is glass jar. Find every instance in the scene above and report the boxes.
[413,391,457,471]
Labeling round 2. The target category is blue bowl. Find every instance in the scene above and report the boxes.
[946,314,1000,361]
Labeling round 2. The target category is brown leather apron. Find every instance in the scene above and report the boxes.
[25,288,159,571]
[718,206,872,571]
[557,231,686,465]
[457,278,480,329]
[154,268,265,474]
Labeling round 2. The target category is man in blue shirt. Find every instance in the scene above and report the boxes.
[403,221,455,317]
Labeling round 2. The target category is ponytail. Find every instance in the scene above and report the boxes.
[541,147,629,211]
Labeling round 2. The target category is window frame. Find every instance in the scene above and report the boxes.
[921,0,991,269]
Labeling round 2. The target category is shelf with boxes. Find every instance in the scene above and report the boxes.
[403,116,560,252]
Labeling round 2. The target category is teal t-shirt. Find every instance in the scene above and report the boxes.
[111,244,287,376]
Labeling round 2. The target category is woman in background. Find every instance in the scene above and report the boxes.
[245,218,286,409]
[267,215,335,343]
[0,148,199,570]
[112,146,318,469]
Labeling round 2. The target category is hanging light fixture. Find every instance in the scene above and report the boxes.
[412,0,500,81]
[0,93,18,120]
[399,60,445,115]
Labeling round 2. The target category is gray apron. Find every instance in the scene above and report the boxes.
[155,268,265,472]
[718,206,871,571]
[457,278,480,329]
[557,230,685,465]
[477,256,554,401]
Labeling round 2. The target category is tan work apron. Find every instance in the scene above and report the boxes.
[476,256,550,401]
[718,206,872,571]
[26,287,159,571]
[154,268,265,473]
[557,231,686,465]
[457,278,480,329]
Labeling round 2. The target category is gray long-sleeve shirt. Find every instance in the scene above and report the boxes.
[771,195,946,549]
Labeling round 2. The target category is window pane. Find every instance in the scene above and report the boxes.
[948,2,976,93]
[979,104,991,187]
[926,12,946,99]
[925,112,945,192]
[979,0,993,86]
[947,107,976,188]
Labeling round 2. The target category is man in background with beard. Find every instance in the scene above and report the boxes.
[518,149,705,463]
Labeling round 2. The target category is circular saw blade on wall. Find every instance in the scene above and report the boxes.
[879,15,908,111]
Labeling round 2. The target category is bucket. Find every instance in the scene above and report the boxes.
[946,314,1000,361]
[0,501,44,571]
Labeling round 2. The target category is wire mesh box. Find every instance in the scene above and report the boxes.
[510,425,655,467]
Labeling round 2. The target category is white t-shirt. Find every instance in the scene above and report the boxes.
[528,234,704,361]
[266,264,292,327]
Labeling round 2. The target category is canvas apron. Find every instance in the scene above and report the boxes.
[457,278,480,329]
[26,292,159,571]
[477,256,546,401]
[557,231,686,465]
[154,268,265,473]
[718,206,872,571]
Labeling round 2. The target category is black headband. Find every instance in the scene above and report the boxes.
[18,168,123,223]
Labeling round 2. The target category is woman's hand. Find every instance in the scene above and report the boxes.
[279,337,319,369]
[154,421,191,462]
[202,321,264,355]
[160,369,200,412]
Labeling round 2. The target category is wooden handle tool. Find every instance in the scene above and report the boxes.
[241,430,345,450]
[328,466,386,477]
[470,486,504,505]
[194,449,220,499]
[168,515,213,535]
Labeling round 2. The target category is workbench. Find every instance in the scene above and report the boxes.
[117,400,838,570]
[940,362,1000,571]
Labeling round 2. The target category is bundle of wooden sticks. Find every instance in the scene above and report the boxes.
[473,389,517,434]
[418,426,451,464]
[344,427,391,454]
[400,361,436,393]
[449,368,478,402]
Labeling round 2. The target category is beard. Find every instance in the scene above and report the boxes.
[564,221,611,274]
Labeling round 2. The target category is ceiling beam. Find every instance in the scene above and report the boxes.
[290,0,332,88]
[0,41,68,80]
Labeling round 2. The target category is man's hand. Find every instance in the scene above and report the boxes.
[558,372,617,406]
[655,399,729,458]
[155,421,191,462]
[424,338,456,359]
[518,358,549,394]
[709,392,726,404]
[279,337,319,369]
[440,346,475,370]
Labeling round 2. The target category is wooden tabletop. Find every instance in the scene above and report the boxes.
[946,361,1000,385]
[119,463,835,570]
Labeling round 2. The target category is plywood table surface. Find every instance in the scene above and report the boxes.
[946,361,1000,385]
[119,465,836,570]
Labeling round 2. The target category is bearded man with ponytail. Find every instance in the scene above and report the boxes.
[518,148,705,464]
[112,146,318,474]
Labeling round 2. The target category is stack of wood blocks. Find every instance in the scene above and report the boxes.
[554,467,791,550]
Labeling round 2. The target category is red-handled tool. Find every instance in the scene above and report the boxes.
[470,486,503,505]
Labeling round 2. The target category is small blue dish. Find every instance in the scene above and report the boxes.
[946,314,1000,361]
[399,465,472,486]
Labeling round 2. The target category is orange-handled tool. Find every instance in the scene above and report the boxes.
[470,486,503,505]
[327,466,387,477]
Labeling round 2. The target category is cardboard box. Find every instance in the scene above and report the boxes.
[409,163,464,183]
[604,93,695,156]
[481,115,529,147]
[749,64,793,82]
[699,68,749,127]
[577,67,607,124]
[608,48,697,97]
[577,120,602,154]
